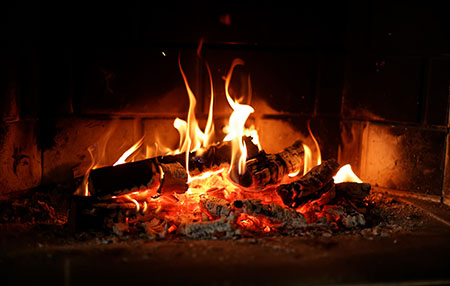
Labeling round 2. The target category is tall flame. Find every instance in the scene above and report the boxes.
[178,56,204,181]
[203,58,215,148]
[223,59,254,175]
[302,144,313,175]
[177,55,217,181]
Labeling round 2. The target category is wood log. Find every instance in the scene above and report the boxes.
[277,159,340,208]
[88,159,165,198]
[88,137,260,199]
[201,197,307,230]
[232,199,308,230]
[200,197,235,220]
[68,196,138,232]
[235,140,305,187]
[335,182,371,200]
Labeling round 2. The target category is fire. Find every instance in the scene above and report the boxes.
[223,59,255,176]
[333,164,363,183]
[307,120,321,166]
[113,137,144,166]
[235,213,277,233]
[78,54,368,238]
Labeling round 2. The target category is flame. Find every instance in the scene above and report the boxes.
[302,144,313,175]
[175,55,217,180]
[113,137,144,166]
[223,59,254,175]
[307,120,322,166]
[124,195,140,212]
[203,58,216,148]
[244,125,262,151]
[235,213,277,232]
[77,145,96,196]
[333,164,363,183]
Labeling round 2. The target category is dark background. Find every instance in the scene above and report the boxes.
[1,0,450,196]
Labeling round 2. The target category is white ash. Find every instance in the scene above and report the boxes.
[180,218,237,239]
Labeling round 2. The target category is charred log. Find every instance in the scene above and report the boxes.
[88,159,165,199]
[68,196,138,233]
[235,140,305,187]
[233,199,308,229]
[277,159,340,208]
[201,197,235,220]
[335,182,371,200]
[88,137,259,199]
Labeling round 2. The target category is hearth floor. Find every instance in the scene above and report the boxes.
[1,194,450,286]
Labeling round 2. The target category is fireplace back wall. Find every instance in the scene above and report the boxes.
[1,1,449,203]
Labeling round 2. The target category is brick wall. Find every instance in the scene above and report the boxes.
[1,1,449,202]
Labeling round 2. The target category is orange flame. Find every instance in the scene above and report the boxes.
[77,145,96,196]
[333,164,363,183]
[307,120,321,166]
[223,59,254,175]
[175,55,217,181]
[113,137,144,166]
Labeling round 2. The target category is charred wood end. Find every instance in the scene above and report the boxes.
[89,159,161,198]
[335,182,371,200]
[277,159,340,208]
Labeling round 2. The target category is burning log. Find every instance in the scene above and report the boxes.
[233,199,308,230]
[201,197,235,220]
[88,159,166,199]
[88,137,260,199]
[236,140,305,187]
[201,197,307,231]
[277,159,340,208]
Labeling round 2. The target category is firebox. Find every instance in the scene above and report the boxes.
[1,1,450,285]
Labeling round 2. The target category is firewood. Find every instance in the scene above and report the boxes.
[88,137,260,199]
[277,159,340,208]
[232,199,308,229]
[200,196,307,230]
[68,196,137,232]
[335,182,371,200]
[235,140,305,187]
[201,196,235,220]
[313,186,336,206]
[88,158,165,199]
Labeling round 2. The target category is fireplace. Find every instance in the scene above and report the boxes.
[2,1,450,285]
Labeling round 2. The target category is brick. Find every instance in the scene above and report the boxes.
[443,134,450,203]
[316,53,345,116]
[75,47,198,115]
[370,1,450,54]
[0,120,41,195]
[338,120,366,176]
[426,58,450,126]
[343,54,423,123]
[203,49,315,116]
[43,118,143,184]
[1,49,20,122]
[360,123,446,196]
[141,119,181,156]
